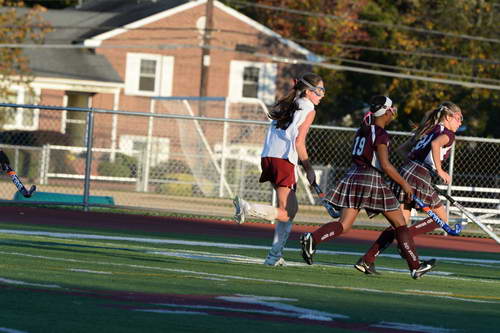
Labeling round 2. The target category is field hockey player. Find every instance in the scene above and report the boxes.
[232,73,325,267]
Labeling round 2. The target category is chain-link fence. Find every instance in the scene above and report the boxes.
[1,100,499,237]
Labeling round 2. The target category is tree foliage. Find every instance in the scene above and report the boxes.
[225,0,500,138]
[0,1,51,124]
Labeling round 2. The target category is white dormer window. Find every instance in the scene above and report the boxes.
[125,53,174,96]
[228,60,277,105]
[2,87,39,131]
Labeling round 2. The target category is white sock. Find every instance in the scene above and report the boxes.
[268,220,293,258]
[247,202,279,221]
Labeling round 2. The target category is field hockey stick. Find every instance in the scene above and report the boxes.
[429,182,500,244]
[1,163,37,198]
[312,182,340,218]
[413,195,462,236]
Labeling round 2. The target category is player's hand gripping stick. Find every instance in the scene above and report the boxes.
[312,182,340,219]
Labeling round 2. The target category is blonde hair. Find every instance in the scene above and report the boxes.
[412,101,462,142]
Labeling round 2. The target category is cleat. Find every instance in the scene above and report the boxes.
[233,196,246,224]
[264,256,286,267]
[411,259,437,279]
[354,257,380,275]
[300,232,315,265]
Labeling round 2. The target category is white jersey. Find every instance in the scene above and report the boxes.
[261,98,315,165]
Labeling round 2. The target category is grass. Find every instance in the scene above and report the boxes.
[0,218,499,332]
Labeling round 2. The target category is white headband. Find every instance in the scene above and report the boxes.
[373,97,393,117]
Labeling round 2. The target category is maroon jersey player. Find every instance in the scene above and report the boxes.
[356,102,463,275]
[300,95,436,279]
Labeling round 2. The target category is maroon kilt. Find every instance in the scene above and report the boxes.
[391,160,442,208]
[325,165,400,216]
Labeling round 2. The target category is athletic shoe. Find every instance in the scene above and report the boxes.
[233,196,246,224]
[300,232,315,265]
[264,256,286,267]
[354,257,380,275]
[411,259,437,279]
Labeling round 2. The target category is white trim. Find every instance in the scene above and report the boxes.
[214,1,318,61]
[124,53,174,97]
[228,60,277,105]
[32,77,123,94]
[2,86,41,131]
[83,0,205,47]
[82,0,318,61]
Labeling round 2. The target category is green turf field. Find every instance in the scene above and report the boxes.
[0,221,499,333]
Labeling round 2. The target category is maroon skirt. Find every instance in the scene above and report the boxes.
[391,160,442,208]
[325,165,400,216]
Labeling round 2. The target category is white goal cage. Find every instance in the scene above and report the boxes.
[151,96,316,206]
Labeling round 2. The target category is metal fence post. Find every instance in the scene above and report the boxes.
[83,110,95,212]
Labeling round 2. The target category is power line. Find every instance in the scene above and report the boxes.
[226,0,500,44]
[5,42,500,90]
[30,23,499,65]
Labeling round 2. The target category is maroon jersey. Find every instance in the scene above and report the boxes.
[408,124,455,169]
[352,125,390,170]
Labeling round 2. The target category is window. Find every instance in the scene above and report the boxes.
[139,59,156,92]
[119,135,170,167]
[125,53,174,96]
[228,61,277,105]
[2,87,39,131]
[242,66,260,98]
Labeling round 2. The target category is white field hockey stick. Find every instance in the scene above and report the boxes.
[312,182,340,218]
[2,163,37,198]
[430,182,500,244]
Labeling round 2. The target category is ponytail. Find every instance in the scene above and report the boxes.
[412,101,462,143]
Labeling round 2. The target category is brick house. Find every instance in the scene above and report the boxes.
[6,0,316,171]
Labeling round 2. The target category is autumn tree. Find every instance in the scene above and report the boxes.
[0,0,51,125]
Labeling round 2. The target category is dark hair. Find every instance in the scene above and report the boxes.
[362,95,392,127]
[268,72,322,130]
[411,101,462,143]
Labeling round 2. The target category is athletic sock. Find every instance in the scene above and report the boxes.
[247,202,279,221]
[312,221,343,245]
[409,217,437,236]
[394,225,420,270]
[363,226,395,263]
[268,220,293,258]
[363,217,438,263]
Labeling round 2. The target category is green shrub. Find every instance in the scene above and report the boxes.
[98,153,138,177]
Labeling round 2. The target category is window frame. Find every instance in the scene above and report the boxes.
[228,60,277,105]
[2,86,40,131]
[125,53,174,97]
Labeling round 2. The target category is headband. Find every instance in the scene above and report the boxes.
[372,96,393,116]
[363,96,393,125]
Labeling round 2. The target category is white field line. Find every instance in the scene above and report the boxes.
[0,328,29,333]
[1,229,499,266]
[0,250,498,304]
[0,277,60,289]
[68,269,112,275]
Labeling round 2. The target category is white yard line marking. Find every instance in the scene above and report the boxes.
[0,328,29,333]
[1,229,498,266]
[0,250,498,304]
[0,277,60,289]
[69,269,112,275]
[372,322,457,333]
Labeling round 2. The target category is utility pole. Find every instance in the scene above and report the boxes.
[199,0,214,116]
